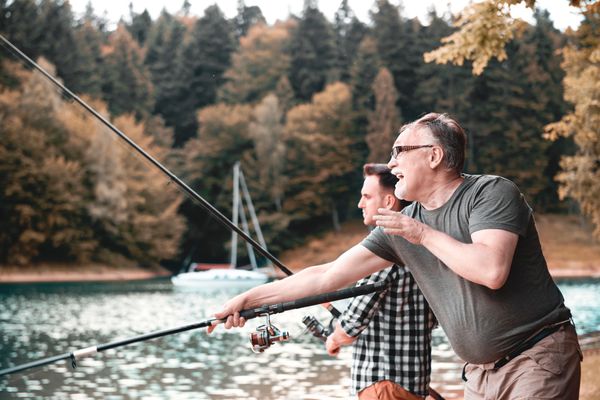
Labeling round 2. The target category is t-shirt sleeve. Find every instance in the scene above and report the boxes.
[469,176,532,236]
[360,227,402,265]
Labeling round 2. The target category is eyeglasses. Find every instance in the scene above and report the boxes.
[390,145,434,159]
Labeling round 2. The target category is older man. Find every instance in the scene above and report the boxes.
[210,113,581,399]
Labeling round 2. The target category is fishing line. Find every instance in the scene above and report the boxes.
[0,34,304,279]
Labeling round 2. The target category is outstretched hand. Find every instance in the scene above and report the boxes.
[373,208,427,245]
[207,294,248,334]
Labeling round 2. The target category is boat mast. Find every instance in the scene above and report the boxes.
[239,167,273,272]
[238,197,258,270]
[230,162,241,268]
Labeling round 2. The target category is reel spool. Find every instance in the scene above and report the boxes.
[301,315,330,342]
[249,313,290,353]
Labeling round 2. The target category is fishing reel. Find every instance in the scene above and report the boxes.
[249,313,290,353]
[302,315,331,342]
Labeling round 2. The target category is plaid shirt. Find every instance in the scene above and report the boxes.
[339,264,435,396]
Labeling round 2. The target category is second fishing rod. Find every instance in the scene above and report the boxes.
[0,281,386,377]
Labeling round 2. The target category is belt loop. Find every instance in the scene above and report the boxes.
[461,362,469,382]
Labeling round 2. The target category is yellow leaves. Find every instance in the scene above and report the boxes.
[424,0,527,75]
[285,82,353,147]
[219,20,295,103]
[543,17,600,237]
[283,82,355,215]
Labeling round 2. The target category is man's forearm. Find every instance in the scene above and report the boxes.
[421,227,517,289]
[240,262,334,308]
[212,244,392,329]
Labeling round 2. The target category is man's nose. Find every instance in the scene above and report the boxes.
[387,156,397,169]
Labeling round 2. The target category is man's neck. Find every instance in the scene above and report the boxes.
[419,174,463,210]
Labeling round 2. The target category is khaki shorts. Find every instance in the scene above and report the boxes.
[358,380,425,400]
[463,324,582,399]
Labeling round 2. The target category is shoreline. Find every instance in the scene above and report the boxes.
[0,265,599,284]
[0,264,172,283]
[2,214,600,284]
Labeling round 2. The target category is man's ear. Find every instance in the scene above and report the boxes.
[384,194,396,210]
[430,146,444,169]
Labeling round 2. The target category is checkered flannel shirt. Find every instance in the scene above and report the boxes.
[338,264,436,396]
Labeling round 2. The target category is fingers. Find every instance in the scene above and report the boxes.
[208,309,248,334]
[325,336,341,356]
[207,320,221,334]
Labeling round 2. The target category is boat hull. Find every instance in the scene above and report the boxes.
[171,269,269,289]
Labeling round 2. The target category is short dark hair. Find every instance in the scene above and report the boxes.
[363,163,397,190]
[363,163,411,208]
[399,112,466,173]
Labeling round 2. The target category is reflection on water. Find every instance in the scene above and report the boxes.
[0,278,598,399]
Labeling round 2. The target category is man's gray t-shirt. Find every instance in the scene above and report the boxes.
[361,174,571,364]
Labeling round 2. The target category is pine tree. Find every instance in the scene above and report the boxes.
[234,0,266,39]
[144,10,187,131]
[366,68,401,162]
[36,1,83,89]
[414,11,474,127]
[350,36,381,114]
[333,0,368,83]
[461,23,569,205]
[101,24,154,118]
[1,0,44,61]
[71,19,105,97]
[526,9,570,211]
[126,7,152,46]
[175,4,236,145]
[288,4,338,101]
[370,0,422,119]
[349,35,381,163]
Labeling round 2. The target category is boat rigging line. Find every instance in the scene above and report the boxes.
[0,282,385,377]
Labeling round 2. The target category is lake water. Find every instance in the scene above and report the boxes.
[0,278,598,399]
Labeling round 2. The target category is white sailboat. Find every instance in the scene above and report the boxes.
[171,162,273,288]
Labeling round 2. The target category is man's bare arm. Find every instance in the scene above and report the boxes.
[421,227,517,289]
[210,244,391,331]
[374,208,518,289]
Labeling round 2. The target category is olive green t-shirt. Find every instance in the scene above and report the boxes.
[361,174,570,364]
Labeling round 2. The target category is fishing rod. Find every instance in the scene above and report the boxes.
[0,34,357,319]
[0,281,386,377]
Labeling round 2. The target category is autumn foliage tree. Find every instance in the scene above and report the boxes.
[0,60,184,266]
[283,82,357,231]
[544,9,600,235]
[218,21,295,104]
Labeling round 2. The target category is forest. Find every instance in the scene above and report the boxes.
[0,0,598,270]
